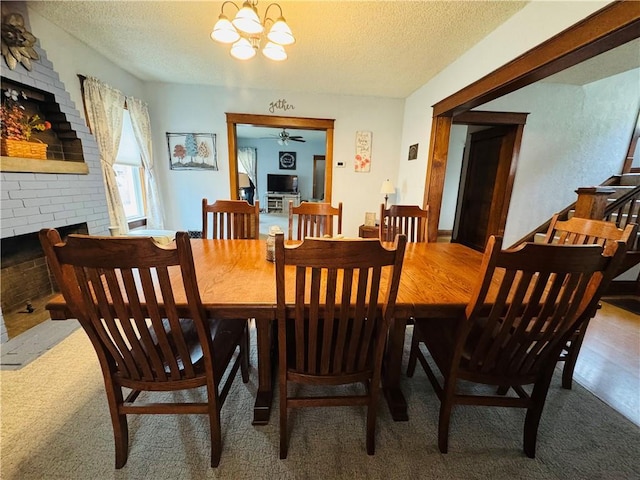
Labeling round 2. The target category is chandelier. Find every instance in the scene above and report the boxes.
[211,1,295,61]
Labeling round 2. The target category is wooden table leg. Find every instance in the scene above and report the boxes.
[252,317,274,425]
[383,317,409,421]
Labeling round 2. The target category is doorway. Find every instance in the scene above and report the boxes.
[226,113,335,204]
[454,126,514,250]
[451,111,527,250]
[423,3,638,242]
[313,155,326,200]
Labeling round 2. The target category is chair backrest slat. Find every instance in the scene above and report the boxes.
[544,214,637,256]
[39,230,213,386]
[276,234,406,378]
[458,236,627,381]
[202,198,260,239]
[380,204,429,242]
[288,201,343,240]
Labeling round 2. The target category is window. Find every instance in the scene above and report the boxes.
[114,109,145,221]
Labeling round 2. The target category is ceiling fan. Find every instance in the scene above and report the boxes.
[271,128,306,145]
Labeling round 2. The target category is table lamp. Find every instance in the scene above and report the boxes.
[238,173,251,188]
[380,179,395,209]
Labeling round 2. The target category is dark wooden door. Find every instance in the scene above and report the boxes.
[313,155,325,200]
[455,126,511,251]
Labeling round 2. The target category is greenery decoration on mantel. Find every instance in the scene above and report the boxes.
[1,9,39,71]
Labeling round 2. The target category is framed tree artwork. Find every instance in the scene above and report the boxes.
[167,132,218,170]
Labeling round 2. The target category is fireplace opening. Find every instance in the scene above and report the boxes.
[1,223,88,339]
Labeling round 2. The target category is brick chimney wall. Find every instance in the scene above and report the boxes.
[0,2,110,342]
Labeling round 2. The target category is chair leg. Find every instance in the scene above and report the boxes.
[561,322,589,390]
[240,321,250,383]
[279,380,288,459]
[106,385,129,469]
[366,385,379,455]
[523,369,554,458]
[437,379,457,454]
[406,325,421,377]
[208,404,223,467]
[496,385,510,395]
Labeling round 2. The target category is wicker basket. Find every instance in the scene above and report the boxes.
[1,139,48,159]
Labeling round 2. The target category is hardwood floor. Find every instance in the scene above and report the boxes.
[3,294,57,339]
[573,299,640,426]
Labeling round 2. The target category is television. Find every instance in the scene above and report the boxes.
[267,174,298,193]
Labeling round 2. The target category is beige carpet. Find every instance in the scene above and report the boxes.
[1,326,638,480]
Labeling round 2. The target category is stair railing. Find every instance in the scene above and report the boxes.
[603,184,640,251]
[508,175,638,249]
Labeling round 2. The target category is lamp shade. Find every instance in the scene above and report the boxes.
[262,41,287,61]
[238,173,251,188]
[380,179,395,195]
[233,2,263,35]
[267,17,295,45]
[230,37,257,60]
[211,15,240,43]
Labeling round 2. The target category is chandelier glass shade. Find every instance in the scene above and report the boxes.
[211,1,295,61]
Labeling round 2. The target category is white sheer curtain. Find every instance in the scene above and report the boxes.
[126,96,164,229]
[238,147,258,198]
[82,76,128,233]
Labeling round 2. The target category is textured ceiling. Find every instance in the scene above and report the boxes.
[26,0,529,98]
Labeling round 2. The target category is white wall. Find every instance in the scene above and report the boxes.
[28,0,631,243]
[144,83,404,236]
[398,1,613,227]
[28,5,404,238]
[439,68,640,245]
[485,69,640,245]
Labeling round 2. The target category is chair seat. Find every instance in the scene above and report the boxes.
[407,236,627,458]
[39,229,249,468]
[142,318,246,382]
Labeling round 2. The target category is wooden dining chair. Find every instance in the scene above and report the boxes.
[39,229,250,468]
[380,204,429,242]
[275,233,407,459]
[406,235,627,458]
[542,214,637,388]
[202,198,260,239]
[288,201,342,240]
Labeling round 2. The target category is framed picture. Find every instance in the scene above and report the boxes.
[355,130,372,172]
[408,143,419,160]
[279,151,296,170]
[364,212,377,227]
[167,132,218,170]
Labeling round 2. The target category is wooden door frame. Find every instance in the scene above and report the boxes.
[452,111,528,245]
[226,113,335,203]
[423,2,640,241]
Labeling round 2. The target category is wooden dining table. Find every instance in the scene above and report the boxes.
[45,238,484,424]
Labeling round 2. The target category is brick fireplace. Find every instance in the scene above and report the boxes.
[0,2,110,342]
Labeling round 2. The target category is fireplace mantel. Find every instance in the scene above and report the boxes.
[1,156,89,174]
